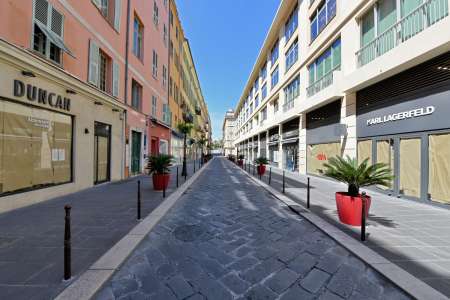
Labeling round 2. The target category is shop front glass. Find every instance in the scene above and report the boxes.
[283,143,298,172]
[307,142,341,175]
[429,133,450,204]
[94,122,111,184]
[399,138,421,198]
[269,145,279,166]
[376,140,394,191]
[0,101,72,195]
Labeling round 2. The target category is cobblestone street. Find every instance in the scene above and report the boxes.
[97,158,410,300]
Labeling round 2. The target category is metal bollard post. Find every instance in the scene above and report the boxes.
[163,183,166,198]
[259,166,262,180]
[194,159,196,173]
[137,180,141,220]
[282,170,285,194]
[64,205,71,281]
[184,171,187,182]
[176,166,179,188]
[361,192,366,241]
[269,167,272,185]
[307,177,310,209]
[253,164,255,176]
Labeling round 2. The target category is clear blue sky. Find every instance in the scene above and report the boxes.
[176,0,280,140]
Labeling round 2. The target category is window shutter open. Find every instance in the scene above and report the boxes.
[112,60,119,97]
[34,0,49,26]
[50,6,63,37]
[92,0,101,9]
[88,40,100,86]
[114,0,121,32]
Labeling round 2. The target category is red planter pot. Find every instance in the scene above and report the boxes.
[237,160,244,167]
[335,192,371,226]
[152,174,170,191]
[257,165,266,176]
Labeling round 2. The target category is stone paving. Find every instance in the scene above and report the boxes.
[97,158,410,300]
[0,161,198,300]
[247,164,450,297]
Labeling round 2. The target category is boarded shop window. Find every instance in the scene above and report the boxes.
[307,142,341,175]
[0,101,72,194]
[429,133,450,203]
[357,140,372,165]
[376,140,394,190]
[399,138,421,198]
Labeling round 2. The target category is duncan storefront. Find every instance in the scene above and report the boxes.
[0,42,125,213]
[356,51,450,204]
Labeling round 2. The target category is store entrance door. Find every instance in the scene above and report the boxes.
[94,122,111,184]
[131,131,141,175]
[284,144,298,172]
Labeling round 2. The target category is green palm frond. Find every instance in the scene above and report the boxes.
[254,157,268,165]
[177,122,193,135]
[147,154,174,175]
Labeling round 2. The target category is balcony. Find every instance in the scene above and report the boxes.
[282,100,294,112]
[183,112,194,123]
[195,105,201,115]
[306,65,340,97]
[356,0,449,67]
[282,129,299,140]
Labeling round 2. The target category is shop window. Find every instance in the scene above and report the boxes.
[357,140,372,165]
[307,142,341,175]
[376,140,394,190]
[0,101,72,195]
[399,138,421,198]
[429,133,450,203]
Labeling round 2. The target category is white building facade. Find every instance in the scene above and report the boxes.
[222,109,236,156]
[232,0,450,204]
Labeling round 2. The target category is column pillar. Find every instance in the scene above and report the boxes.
[299,114,307,174]
[278,124,283,169]
[341,93,357,158]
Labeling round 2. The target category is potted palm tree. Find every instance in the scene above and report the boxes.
[147,154,174,190]
[197,137,207,163]
[323,156,393,226]
[254,157,269,175]
[237,154,245,167]
[177,122,193,177]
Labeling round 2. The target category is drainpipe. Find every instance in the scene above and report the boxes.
[168,0,172,155]
[123,0,131,177]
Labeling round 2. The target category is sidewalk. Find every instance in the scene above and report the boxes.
[244,164,450,297]
[96,157,410,300]
[0,160,200,300]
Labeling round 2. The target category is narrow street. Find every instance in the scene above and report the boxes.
[0,162,198,300]
[97,158,410,300]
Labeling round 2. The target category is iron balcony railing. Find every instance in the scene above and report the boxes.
[282,129,300,139]
[283,100,295,112]
[306,65,340,97]
[356,0,449,67]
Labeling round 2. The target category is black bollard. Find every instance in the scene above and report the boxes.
[259,166,262,180]
[176,166,179,188]
[282,170,285,194]
[64,205,71,281]
[253,164,255,176]
[184,171,187,182]
[137,180,141,220]
[163,184,166,198]
[361,192,366,241]
[307,177,310,209]
[194,159,196,173]
[269,167,272,185]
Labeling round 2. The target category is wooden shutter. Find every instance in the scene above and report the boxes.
[34,0,49,26]
[92,0,101,9]
[114,0,121,32]
[112,60,119,97]
[50,6,63,37]
[88,40,100,86]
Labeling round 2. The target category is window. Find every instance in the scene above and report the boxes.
[163,24,168,46]
[162,104,171,125]
[271,41,279,66]
[92,0,121,31]
[133,16,143,60]
[271,66,279,89]
[274,99,279,113]
[32,0,72,64]
[262,83,267,99]
[255,94,260,108]
[285,5,298,42]
[169,10,173,26]
[0,101,73,195]
[308,38,341,85]
[169,76,173,96]
[169,41,174,57]
[99,50,112,93]
[153,1,159,27]
[285,39,298,71]
[88,40,119,97]
[284,75,300,111]
[163,0,168,8]
[310,0,336,42]
[162,65,167,87]
[152,50,158,77]
[260,64,267,81]
[152,95,157,117]
[254,78,259,91]
[131,80,142,111]
[261,106,267,120]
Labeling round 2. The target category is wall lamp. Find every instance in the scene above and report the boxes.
[112,108,120,112]
[22,70,36,77]
[94,101,103,106]
[66,89,77,95]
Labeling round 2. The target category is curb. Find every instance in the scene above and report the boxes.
[230,161,448,300]
[54,159,213,300]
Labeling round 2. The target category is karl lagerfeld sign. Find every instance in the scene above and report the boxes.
[366,106,435,126]
[357,88,450,138]
[13,79,71,111]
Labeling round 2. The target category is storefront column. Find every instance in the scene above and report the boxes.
[299,114,307,174]
[341,93,357,158]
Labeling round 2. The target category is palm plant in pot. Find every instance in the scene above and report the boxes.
[147,154,174,191]
[323,156,393,226]
[254,157,269,175]
[176,122,193,177]
[237,154,245,167]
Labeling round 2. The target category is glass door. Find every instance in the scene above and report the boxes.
[94,122,111,184]
[376,139,395,192]
[131,131,142,175]
[399,137,421,198]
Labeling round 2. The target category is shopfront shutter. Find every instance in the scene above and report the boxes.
[114,0,121,32]
[112,60,119,97]
[88,40,100,86]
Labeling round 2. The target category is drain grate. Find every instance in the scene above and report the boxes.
[173,225,205,242]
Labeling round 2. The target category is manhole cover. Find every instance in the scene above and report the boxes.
[173,225,205,242]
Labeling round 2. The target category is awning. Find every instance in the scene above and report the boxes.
[282,138,299,144]
[36,22,74,58]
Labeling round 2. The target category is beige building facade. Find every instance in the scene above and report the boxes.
[222,109,236,156]
[233,0,450,204]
